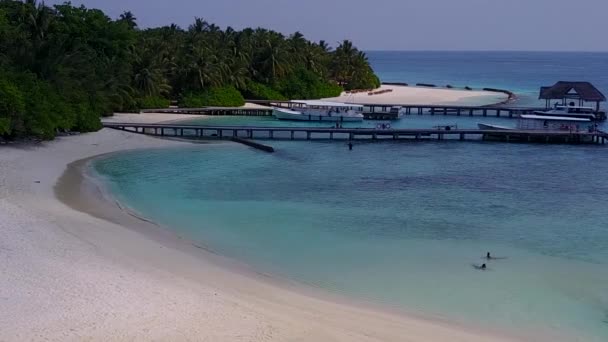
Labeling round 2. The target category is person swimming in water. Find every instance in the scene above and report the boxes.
[472,263,487,270]
[485,252,507,260]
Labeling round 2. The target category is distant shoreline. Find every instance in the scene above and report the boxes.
[324,84,510,106]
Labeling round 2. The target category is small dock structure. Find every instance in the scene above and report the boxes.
[103,122,608,145]
[539,81,606,119]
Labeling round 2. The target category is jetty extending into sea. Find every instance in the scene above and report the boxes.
[103,122,608,145]
[143,103,550,121]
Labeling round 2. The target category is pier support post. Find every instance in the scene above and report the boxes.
[430,108,435,116]
[161,128,164,136]
[372,133,377,140]
[248,130,253,139]
[233,130,237,137]
[469,109,474,116]
[269,131,274,139]
[443,107,447,115]
[291,131,294,140]
[330,132,334,139]
[483,109,487,117]
[460,133,465,141]
[349,133,354,140]
[307,132,311,140]
[457,108,461,116]
[496,110,501,117]
[155,128,158,135]
[218,129,222,138]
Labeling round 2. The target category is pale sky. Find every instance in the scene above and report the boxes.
[46,0,608,51]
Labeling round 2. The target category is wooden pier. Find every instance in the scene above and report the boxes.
[141,106,272,116]
[142,102,549,120]
[103,122,608,145]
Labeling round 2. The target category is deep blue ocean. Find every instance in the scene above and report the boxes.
[94,52,608,341]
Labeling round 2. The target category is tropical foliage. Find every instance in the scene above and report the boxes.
[0,0,379,140]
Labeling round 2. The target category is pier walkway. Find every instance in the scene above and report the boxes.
[103,122,608,145]
[143,102,550,120]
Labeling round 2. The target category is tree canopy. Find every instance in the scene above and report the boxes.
[0,0,380,140]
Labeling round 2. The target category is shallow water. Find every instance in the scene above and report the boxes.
[94,141,608,341]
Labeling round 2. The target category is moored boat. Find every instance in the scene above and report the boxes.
[533,104,597,120]
[478,114,592,131]
[273,100,364,122]
[517,114,591,131]
[477,123,512,130]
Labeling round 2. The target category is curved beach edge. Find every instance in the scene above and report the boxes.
[0,124,536,341]
[323,84,511,107]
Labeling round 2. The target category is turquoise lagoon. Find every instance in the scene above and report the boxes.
[94,51,608,339]
[93,140,608,341]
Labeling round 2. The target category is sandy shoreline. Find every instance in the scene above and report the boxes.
[0,120,527,340]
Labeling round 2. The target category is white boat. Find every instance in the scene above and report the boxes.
[477,123,512,130]
[273,100,364,122]
[534,104,597,120]
[517,114,590,131]
[478,115,591,131]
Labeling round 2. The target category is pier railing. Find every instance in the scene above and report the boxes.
[139,101,606,121]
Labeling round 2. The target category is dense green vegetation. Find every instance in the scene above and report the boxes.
[0,0,379,140]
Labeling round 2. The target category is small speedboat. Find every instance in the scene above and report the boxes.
[477,123,512,130]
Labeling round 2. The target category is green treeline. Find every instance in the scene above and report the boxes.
[0,0,379,140]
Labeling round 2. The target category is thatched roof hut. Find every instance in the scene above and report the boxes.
[539,81,606,110]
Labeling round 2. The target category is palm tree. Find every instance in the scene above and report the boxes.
[260,34,290,82]
[331,40,376,89]
[189,17,212,35]
[184,44,225,90]
[119,11,137,29]
[318,40,331,53]
[132,48,171,97]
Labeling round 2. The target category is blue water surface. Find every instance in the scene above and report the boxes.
[94,52,608,340]
[93,141,608,341]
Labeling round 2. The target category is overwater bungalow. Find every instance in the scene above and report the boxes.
[539,81,606,120]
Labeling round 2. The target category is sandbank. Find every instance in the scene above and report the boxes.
[324,85,509,106]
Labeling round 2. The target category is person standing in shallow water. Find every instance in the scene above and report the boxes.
[348,142,353,150]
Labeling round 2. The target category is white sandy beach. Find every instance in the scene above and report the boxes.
[324,85,509,105]
[0,113,524,341]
